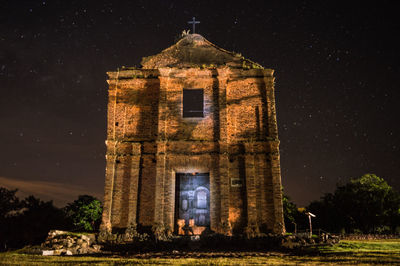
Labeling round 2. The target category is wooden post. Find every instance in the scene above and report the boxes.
[306,212,316,238]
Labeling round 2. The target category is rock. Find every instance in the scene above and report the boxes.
[81,242,88,249]
[53,244,63,250]
[87,234,96,244]
[282,239,294,249]
[41,230,102,255]
[87,247,98,254]
[48,230,69,238]
[69,247,78,255]
[81,235,91,243]
[42,250,54,256]
[53,249,62,256]
[77,247,89,254]
[92,245,102,252]
[67,240,74,248]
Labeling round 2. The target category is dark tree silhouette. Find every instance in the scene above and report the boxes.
[282,194,304,232]
[308,174,400,234]
[0,188,67,250]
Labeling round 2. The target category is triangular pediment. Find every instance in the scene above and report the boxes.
[141,34,262,69]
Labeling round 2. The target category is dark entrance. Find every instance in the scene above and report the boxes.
[175,173,210,235]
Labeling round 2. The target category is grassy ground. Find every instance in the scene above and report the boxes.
[0,239,399,265]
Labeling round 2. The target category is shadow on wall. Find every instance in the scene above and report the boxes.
[135,75,160,228]
[113,74,161,228]
[236,143,248,233]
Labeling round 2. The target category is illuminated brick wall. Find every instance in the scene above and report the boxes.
[100,67,285,236]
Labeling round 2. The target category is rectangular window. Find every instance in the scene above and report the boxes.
[230,178,243,187]
[183,89,204,117]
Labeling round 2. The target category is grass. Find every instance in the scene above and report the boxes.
[0,239,399,265]
[310,239,400,265]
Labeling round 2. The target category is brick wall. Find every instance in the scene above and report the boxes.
[100,67,285,235]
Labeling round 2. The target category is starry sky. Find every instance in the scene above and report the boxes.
[1,0,399,206]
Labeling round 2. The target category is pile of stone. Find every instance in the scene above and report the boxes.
[281,233,339,249]
[41,230,102,256]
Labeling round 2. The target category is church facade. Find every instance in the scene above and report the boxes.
[100,34,285,236]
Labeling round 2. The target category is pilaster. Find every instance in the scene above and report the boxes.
[126,144,141,227]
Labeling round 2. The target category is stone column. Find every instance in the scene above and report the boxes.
[266,75,285,234]
[270,141,285,234]
[245,149,257,225]
[100,152,117,232]
[154,150,166,225]
[216,72,231,234]
[163,168,175,232]
[154,73,169,227]
[265,76,278,139]
[254,153,263,226]
[110,156,123,226]
[126,143,141,228]
[244,143,260,237]
[219,152,230,234]
[210,159,220,233]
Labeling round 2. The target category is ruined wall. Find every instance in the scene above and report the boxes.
[100,67,284,235]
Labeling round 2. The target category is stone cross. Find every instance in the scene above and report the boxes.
[188,17,200,34]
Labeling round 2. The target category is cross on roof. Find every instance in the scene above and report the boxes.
[188,17,200,34]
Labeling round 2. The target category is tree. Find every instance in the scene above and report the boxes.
[12,196,66,247]
[308,174,400,234]
[308,193,337,232]
[0,190,66,250]
[283,194,299,232]
[64,195,102,232]
[282,194,309,233]
[0,187,21,218]
[0,187,22,250]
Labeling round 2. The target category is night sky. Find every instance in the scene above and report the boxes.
[1,1,399,206]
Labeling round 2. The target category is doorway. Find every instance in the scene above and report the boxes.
[175,173,210,235]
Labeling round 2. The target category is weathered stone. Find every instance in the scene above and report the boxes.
[78,246,88,254]
[81,242,88,249]
[52,244,63,249]
[69,246,78,254]
[48,230,68,238]
[53,249,62,256]
[83,234,96,244]
[92,245,102,252]
[67,240,74,248]
[42,250,54,256]
[41,230,102,255]
[100,34,285,237]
